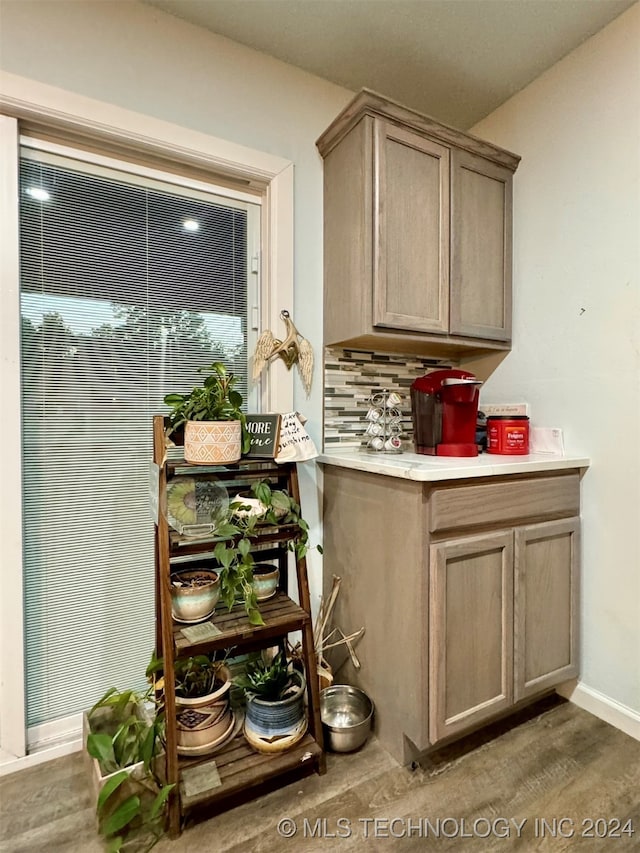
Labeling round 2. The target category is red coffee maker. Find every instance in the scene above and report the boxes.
[410,369,483,457]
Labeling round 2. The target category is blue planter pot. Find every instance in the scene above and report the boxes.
[244,670,306,738]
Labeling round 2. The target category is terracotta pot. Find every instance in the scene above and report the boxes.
[184,420,242,464]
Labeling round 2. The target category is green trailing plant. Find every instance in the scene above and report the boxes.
[245,479,322,562]
[207,479,323,627]
[234,649,293,703]
[213,534,263,627]
[163,361,250,453]
[86,685,174,853]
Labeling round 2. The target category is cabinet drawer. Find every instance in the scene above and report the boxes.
[429,473,580,533]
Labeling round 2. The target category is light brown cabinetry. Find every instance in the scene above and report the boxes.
[316,90,520,357]
[429,518,579,744]
[450,150,513,340]
[429,530,514,743]
[514,519,580,701]
[373,120,450,334]
[322,465,580,763]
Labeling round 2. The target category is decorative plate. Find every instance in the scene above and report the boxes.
[166,477,229,537]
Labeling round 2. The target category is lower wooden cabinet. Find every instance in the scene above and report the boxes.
[514,519,580,701]
[429,531,514,743]
[428,519,579,744]
[322,466,582,764]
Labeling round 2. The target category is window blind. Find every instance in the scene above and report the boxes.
[19,148,259,725]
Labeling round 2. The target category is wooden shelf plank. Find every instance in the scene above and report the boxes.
[180,733,322,811]
[169,523,301,557]
[174,592,309,656]
[166,457,292,478]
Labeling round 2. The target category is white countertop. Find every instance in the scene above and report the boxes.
[317,447,591,481]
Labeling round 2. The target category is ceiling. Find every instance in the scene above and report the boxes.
[142,0,635,128]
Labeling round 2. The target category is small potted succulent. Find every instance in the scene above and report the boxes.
[164,362,251,464]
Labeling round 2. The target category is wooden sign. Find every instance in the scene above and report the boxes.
[244,414,281,457]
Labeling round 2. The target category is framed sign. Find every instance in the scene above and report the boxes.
[244,414,281,458]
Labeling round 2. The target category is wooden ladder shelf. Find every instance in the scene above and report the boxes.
[152,415,326,836]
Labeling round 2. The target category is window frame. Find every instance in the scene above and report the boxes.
[0,73,295,769]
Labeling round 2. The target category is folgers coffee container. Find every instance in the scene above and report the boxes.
[487,415,530,455]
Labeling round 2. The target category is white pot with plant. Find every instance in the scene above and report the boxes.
[172,654,234,754]
[84,684,174,850]
[164,362,250,464]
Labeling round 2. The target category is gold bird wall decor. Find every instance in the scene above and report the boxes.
[251,309,314,395]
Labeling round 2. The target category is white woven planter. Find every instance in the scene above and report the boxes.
[184,420,242,464]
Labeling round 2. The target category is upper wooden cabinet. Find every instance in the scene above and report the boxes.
[316,90,520,356]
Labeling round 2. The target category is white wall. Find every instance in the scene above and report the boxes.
[472,4,640,718]
[0,0,352,610]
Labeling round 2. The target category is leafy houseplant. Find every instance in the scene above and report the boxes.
[85,685,174,852]
[164,362,251,463]
[235,650,306,752]
[148,652,234,754]
[209,479,323,627]
[235,649,292,702]
[173,653,231,702]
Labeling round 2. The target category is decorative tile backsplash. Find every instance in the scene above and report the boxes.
[324,348,454,449]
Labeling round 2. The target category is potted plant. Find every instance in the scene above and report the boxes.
[250,563,280,601]
[173,654,234,754]
[235,649,307,753]
[169,565,220,623]
[164,362,251,464]
[147,652,234,755]
[209,479,323,626]
[84,685,174,852]
[234,479,320,561]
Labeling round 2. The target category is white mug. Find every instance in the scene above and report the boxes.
[384,436,402,451]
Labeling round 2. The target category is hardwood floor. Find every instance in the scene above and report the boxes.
[1,698,638,852]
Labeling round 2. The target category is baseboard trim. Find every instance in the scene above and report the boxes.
[27,712,83,752]
[0,737,82,777]
[558,681,640,741]
[0,713,83,777]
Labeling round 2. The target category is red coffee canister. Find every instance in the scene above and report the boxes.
[487,416,530,455]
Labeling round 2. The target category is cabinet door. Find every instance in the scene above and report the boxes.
[429,531,513,743]
[450,149,512,341]
[373,119,450,334]
[514,518,580,701]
